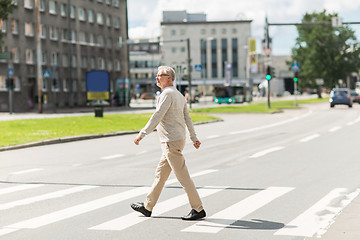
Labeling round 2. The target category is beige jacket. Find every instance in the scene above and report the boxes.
[138,86,199,142]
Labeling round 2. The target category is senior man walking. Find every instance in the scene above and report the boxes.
[131,66,206,221]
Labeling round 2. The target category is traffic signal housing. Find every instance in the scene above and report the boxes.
[266,66,272,80]
[294,71,299,82]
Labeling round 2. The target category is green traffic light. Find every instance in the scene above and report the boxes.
[266,74,272,80]
[294,77,298,82]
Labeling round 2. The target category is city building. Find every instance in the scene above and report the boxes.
[128,38,161,98]
[160,11,252,96]
[0,0,129,112]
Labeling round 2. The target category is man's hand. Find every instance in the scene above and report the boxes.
[193,140,201,149]
[134,136,142,145]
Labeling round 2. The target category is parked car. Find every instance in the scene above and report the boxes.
[140,92,155,100]
[329,88,352,108]
[350,90,360,104]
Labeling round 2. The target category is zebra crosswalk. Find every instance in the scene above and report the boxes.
[0,173,359,239]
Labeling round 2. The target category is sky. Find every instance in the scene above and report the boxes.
[127,0,360,56]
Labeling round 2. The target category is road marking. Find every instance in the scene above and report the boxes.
[89,186,226,231]
[0,186,97,210]
[249,146,285,158]
[100,154,125,160]
[0,184,43,196]
[274,188,360,237]
[0,169,216,237]
[299,134,320,143]
[182,186,294,233]
[347,116,360,125]
[10,168,43,175]
[329,126,341,132]
[230,110,312,135]
[135,150,148,155]
[206,135,220,139]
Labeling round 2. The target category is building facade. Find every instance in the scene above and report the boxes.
[0,0,129,112]
[160,11,252,94]
[128,38,161,98]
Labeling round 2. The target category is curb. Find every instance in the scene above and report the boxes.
[0,119,223,152]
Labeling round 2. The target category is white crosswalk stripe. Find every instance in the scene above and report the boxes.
[181,186,294,233]
[274,188,360,238]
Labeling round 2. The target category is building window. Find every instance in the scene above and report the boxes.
[62,54,68,67]
[113,0,119,7]
[52,78,59,91]
[96,13,104,25]
[60,3,67,17]
[49,1,57,15]
[78,8,86,21]
[79,32,86,44]
[97,35,104,47]
[70,31,76,42]
[107,38,112,48]
[49,26,58,40]
[90,57,95,68]
[98,58,105,69]
[62,29,68,41]
[12,48,19,63]
[115,60,120,71]
[106,15,111,27]
[26,49,34,64]
[171,29,176,35]
[0,20,6,33]
[107,61,113,71]
[39,0,45,11]
[222,28,227,34]
[89,33,95,45]
[171,47,176,53]
[71,55,77,67]
[211,29,216,34]
[24,22,34,37]
[81,56,87,68]
[11,20,18,34]
[180,47,185,52]
[41,51,47,65]
[201,29,206,34]
[106,0,111,5]
[88,10,94,23]
[72,79,77,92]
[24,0,33,9]
[232,38,238,77]
[200,39,207,78]
[221,39,227,77]
[63,79,69,91]
[40,24,46,39]
[70,5,75,19]
[113,17,119,29]
[232,28,237,34]
[51,52,58,66]
[211,39,217,78]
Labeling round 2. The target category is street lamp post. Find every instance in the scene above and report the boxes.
[35,0,43,113]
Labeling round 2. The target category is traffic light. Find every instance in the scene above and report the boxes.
[5,78,14,89]
[266,66,272,80]
[294,71,299,82]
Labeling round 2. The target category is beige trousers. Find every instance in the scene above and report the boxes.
[144,139,203,212]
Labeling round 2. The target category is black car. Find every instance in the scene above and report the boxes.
[329,88,352,108]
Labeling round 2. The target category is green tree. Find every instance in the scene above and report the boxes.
[0,0,16,48]
[290,10,360,95]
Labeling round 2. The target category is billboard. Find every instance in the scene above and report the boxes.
[86,71,110,100]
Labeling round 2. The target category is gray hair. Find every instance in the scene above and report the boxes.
[158,66,175,81]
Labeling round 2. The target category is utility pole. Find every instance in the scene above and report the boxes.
[35,0,43,113]
[187,38,192,109]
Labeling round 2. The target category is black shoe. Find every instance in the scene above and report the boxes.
[181,209,206,220]
[130,202,152,217]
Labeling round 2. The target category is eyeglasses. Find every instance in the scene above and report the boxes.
[156,74,169,78]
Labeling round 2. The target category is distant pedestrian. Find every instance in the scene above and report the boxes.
[131,66,206,221]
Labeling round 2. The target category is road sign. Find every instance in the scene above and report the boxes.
[43,70,51,79]
[332,17,342,27]
[194,64,202,72]
[8,68,14,77]
[291,61,300,72]
[0,53,9,59]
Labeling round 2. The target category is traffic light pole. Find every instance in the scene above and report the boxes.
[7,54,13,114]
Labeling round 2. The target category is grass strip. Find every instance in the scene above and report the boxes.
[0,113,220,148]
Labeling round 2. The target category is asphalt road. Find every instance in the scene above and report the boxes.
[0,102,360,240]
